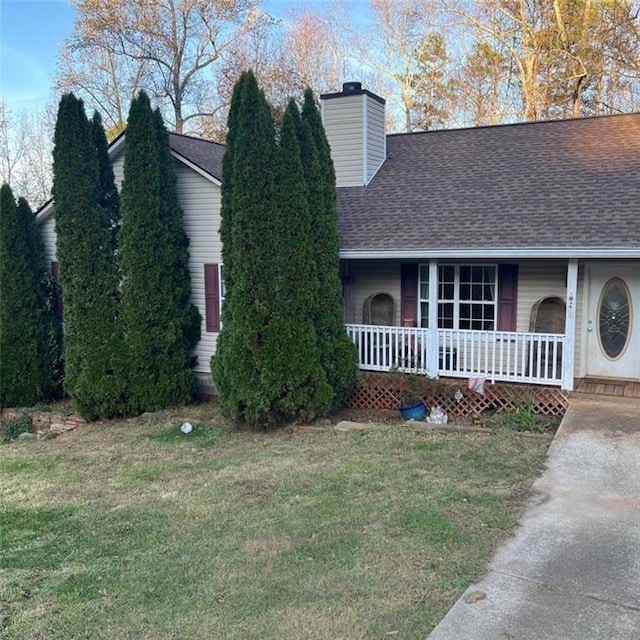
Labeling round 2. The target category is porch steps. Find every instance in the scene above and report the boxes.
[573,378,640,399]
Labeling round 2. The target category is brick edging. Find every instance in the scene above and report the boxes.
[1,407,87,435]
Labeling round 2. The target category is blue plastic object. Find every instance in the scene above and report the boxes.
[399,400,426,421]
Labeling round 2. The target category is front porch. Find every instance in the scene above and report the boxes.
[342,258,580,391]
[346,324,567,388]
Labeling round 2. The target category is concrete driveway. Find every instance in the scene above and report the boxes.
[428,394,640,640]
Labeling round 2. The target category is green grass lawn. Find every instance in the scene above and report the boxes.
[1,404,552,639]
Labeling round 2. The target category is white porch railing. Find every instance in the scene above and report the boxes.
[345,324,565,386]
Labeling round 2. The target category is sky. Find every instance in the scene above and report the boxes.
[0,0,352,116]
[1,0,76,112]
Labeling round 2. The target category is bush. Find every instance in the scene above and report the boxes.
[2,415,34,441]
[0,184,62,408]
[52,94,123,419]
[118,92,199,413]
[212,79,357,426]
[489,394,557,432]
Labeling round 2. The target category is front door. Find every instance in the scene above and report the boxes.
[585,263,640,379]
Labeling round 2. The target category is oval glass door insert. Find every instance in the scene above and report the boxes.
[598,278,632,359]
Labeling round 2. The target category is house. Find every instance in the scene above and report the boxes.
[36,132,226,394]
[37,82,640,396]
[323,82,640,392]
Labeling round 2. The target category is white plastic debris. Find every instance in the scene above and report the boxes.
[427,407,448,425]
[454,388,464,403]
[180,422,193,434]
[468,377,486,396]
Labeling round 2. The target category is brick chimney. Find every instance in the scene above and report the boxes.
[320,82,386,187]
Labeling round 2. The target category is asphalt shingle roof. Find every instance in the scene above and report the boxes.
[337,113,640,252]
[169,132,224,181]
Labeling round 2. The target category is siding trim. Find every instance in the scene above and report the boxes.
[171,151,221,186]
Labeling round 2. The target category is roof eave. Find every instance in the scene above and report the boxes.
[339,247,640,260]
[169,150,221,185]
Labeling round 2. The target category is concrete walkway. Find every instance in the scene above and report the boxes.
[428,394,640,640]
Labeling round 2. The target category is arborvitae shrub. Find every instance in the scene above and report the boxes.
[212,76,340,426]
[118,92,199,413]
[301,88,358,409]
[0,185,62,407]
[52,93,124,419]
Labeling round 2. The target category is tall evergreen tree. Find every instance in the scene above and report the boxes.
[212,76,333,426]
[213,75,355,425]
[92,111,120,252]
[0,185,61,407]
[118,91,199,413]
[265,99,332,421]
[211,72,280,424]
[52,93,124,419]
[153,107,201,353]
[208,73,246,413]
[300,88,358,409]
[218,71,248,298]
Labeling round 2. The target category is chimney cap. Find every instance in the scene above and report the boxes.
[342,82,362,93]
[319,83,386,105]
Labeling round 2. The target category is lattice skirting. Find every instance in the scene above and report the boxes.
[348,372,569,417]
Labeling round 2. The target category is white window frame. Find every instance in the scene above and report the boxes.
[219,263,225,326]
[419,264,498,330]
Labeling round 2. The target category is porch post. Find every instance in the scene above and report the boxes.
[427,259,439,377]
[563,259,578,391]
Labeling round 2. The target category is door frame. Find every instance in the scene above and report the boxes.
[581,261,640,380]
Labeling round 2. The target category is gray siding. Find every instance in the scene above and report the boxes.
[365,96,386,183]
[36,150,222,393]
[348,260,402,326]
[322,93,386,187]
[112,152,125,188]
[347,259,587,377]
[516,260,584,377]
[41,216,57,266]
[516,261,567,332]
[323,94,365,187]
[173,161,222,385]
[349,259,576,332]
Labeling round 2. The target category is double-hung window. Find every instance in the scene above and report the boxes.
[419,264,497,330]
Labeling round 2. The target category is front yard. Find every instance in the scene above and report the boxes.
[1,404,551,639]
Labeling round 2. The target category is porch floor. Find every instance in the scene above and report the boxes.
[574,378,640,399]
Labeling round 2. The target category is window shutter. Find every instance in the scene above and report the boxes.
[204,263,220,333]
[497,264,518,331]
[400,263,419,327]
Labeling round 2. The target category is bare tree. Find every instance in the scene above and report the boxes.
[549,0,640,117]
[60,0,267,134]
[354,0,453,132]
[0,101,54,209]
[0,101,25,190]
[448,0,554,121]
[278,6,349,95]
[448,0,640,121]
[51,0,640,140]
[56,39,145,136]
